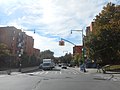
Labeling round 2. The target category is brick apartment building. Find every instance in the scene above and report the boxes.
[33,48,40,58]
[25,35,34,56]
[73,46,83,56]
[0,26,40,58]
[0,26,22,55]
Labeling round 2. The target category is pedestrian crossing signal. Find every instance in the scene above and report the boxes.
[59,40,65,46]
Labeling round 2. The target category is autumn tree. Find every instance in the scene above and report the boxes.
[0,43,11,68]
[40,50,54,61]
[58,53,72,65]
[85,3,120,65]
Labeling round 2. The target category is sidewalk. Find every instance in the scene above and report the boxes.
[73,67,120,81]
[0,66,39,75]
[72,66,97,74]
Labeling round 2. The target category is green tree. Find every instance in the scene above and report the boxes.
[85,3,120,65]
[20,52,29,67]
[65,53,72,64]
[40,50,54,61]
[0,43,10,57]
[0,43,11,68]
[61,53,72,64]
[29,54,39,66]
[73,53,82,66]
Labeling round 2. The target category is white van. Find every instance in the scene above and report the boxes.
[42,59,55,70]
[42,62,52,70]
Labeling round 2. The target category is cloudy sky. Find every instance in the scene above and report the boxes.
[0,0,119,57]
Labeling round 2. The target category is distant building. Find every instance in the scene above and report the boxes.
[86,26,90,36]
[73,46,83,56]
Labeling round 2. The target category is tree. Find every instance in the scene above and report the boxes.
[20,52,29,67]
[85,3,120,65]
[0,43,11,68]
[73,53,82,66]
[30,54,39,66]
[58,53,72,64]
[40,50,54,61]
[0,43,10,57]
[20,52,39,67]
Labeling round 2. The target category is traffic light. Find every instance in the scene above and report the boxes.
[59,40,65,46]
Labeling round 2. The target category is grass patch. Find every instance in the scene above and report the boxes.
[104,65,120,71]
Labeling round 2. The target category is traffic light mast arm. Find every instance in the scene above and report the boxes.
[61,38,76,46]
[24,29,35,33]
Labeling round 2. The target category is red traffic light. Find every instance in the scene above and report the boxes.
[59,40,65,46]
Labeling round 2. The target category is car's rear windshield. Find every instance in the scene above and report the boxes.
[43,63,50,66]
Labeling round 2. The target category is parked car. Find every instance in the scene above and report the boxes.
[58,64,62,67]
[61,64,67,69]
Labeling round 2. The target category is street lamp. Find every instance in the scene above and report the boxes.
[71,29,86,72]
[22,29,35,34]
[71,29,83,45]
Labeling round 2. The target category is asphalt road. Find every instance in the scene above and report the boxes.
[0,66,120,90]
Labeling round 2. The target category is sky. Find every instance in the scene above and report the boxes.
[0,0,119,57]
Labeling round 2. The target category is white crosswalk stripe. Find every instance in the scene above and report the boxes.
[45,71,48,74]
[0,75,8,78]
[39,71,45,75]
[0,70,81,77]
[30,70,80,76]
[7,69,81,76]
[60,71,62,75]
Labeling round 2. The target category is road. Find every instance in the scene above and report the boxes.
[0,66,120,90]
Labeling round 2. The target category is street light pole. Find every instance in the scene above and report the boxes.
[71,29,83,45]
[71,29,86,72]
[21,29,35,33]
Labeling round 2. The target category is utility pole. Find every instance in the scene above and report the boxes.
[71,29,86,72]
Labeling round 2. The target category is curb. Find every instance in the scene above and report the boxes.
[93,74,114,80]
[0,66,39,75]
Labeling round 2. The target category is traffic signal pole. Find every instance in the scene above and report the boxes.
[71,29,86,72]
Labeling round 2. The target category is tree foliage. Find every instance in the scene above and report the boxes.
[20,52,39,67]
[59,53,72,64]
[0,43,10,57]
[40,50,54,60]
[85,3,120,65]
[73,53,82,66]
[0,43,11,68]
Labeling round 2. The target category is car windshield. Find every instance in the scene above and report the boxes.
[0,0,120,90]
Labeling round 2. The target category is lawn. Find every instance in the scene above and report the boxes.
[104,65,120,71]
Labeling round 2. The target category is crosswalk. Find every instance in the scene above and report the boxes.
[26,70,80,76]
[0,68,81,77]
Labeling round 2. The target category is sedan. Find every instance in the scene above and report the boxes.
[61,64,67,69]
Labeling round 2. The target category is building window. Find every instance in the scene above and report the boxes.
[13,37,15,40]
[14,31,15,34]
[18,43,22,47]
[19,33,21,36]
[18,38,21,42]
